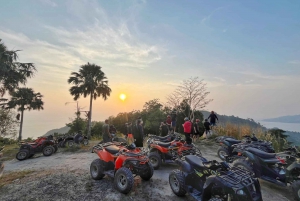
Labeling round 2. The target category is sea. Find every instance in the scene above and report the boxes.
[259,121,300,133]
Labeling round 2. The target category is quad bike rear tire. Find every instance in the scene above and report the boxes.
[90,159,105,180]
[217,147,229,161]
[232,158,255,175]
[16,149,29,161]
[148,152,162,170]
[169,169,186,196]
[114,167,134,194]
[67,140,75,147]
[43,146,54,156]
[139,163,154,181]
[291,180,300,201]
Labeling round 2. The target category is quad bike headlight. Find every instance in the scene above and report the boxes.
[236,189,246,196]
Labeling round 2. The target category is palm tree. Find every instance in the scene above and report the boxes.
[0,88,44,141]
[68,63,111,139]
[0,39,36,96]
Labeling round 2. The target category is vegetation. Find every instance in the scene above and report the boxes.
[68,63,112,139]
[0,109,18,138]
[0,170,34,187]
[0,88,44,141]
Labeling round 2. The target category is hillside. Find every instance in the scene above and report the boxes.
[43,126,70,136]
[263,114,300,123]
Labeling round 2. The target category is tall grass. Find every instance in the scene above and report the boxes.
[213,123,289,152]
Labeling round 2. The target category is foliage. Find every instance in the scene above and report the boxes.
[166,77,212,120]
[91,121,104,137]
[0,108,18,138]
[68,62,112,139]
[0,87,44,141]
[0,39,36,96]
[66,113,87,135]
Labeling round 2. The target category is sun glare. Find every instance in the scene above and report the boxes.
[119,94,126,101]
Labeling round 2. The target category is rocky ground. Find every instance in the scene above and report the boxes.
[0,140,295,201]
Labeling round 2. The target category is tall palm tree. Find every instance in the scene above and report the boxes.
[0,39,36,96]
[0,88,44,141]
[68,63,111,139]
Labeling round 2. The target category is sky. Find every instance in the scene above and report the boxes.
[1,0,300,138]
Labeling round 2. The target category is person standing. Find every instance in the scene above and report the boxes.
[171,110,177,133]
[193,119,201,142]
[207,111,218,128]
[166,115,172,133]
[134,117,144,147]
[160,121,169,137]
[182,117,192,145]
[102,119,111,143]
[203,119,211,138]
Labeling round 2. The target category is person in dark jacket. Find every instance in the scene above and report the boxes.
[160,121,169,137]
[133,117,144,147]
[171,110,177,133]
[203,119,211,138]
[207,111,218,128]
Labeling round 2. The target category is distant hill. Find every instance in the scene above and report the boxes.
[43,126,70,136]
[262,115,300,123]
[285,131,300,146]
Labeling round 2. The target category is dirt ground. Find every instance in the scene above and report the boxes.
[0,141,294,201]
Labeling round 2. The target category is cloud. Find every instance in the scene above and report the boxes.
[39,0,57,7]
[245,80,254,83]
[289,60,300,65]
[236,71,285,80]
[201,7,225,25]
[214,77,226,82]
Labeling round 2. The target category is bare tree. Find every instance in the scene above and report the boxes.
[166,77,213,120]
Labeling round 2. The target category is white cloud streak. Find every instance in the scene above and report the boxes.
[39,0,57,7]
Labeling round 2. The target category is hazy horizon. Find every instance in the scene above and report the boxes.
[1,0,300,138]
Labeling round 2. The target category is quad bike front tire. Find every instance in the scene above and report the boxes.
[16,149,29,161]
[114,167,134,194]
[90,159,105,180]
[232,158,255,175]
[67,140,75,147]
[83,139,89,146]
[292,180,300,201]
[148,152,162,170]
[169,169,186,196]
[139,163,154,181]
[217,147,229,161]
[43,146,54,156]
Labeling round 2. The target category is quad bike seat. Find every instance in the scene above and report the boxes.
[246,147,276,159]
[156,142,171,148]
[105,145,120,154]
[185,155,206,169]
[225,139,241,144]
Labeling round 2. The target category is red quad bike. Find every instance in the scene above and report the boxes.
[148,135,202,170]
[90,143,154,194]
[16,135,57,161]
[0,146,4,177]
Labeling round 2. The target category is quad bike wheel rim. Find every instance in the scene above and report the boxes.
[170,174,180,193]
[83,140,88,145]
[91,165,98,178]
[298,189,300,199]
[44,147,53,155]
[219,150,227,160]
[68,141,74,146]
[18,151,27,159]
[149,156,158,167]
[117,174,128,190]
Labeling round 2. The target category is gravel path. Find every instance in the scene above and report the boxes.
[0,143,295,201]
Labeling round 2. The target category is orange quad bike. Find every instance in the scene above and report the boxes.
[147,135,202,170]
[90,143,153,194]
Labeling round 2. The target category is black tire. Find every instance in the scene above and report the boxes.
[83,139,89,146]
[169,169,186,196]
[67,140,75,147]
[90,159,105,180]
[232,158,255,174]
[217,147,229,161]
[16,149,29,161]
[43,146,54,156]
[28,154,35,158]
[139,163,154,181]
[114,167,134,194]
[208,198,223,201]
[148,152,162,170]
[53,145,58,153]
[292,180,300,201]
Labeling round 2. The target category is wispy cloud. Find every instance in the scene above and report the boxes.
[236,71,285,80]
[214,77,226,82]
[39,0,57,7]
[289,60,300,65]
[201,7,225,25]
[245,80,254,83]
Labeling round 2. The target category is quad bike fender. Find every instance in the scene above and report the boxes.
[150,146,167,154]
[242,150,262,176]
[176,159,192,173]
[19,144,35,154]
[97,149,115,163]
[202,176,219,198]
[286,161,300,174]
[41,140,54,146]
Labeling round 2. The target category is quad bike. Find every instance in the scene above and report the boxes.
[169,155,262,201]
[90,143,153,194]
[0,146,4,177]
[216,134,274,161]
[16,135,57,161]
[232,146,300,200]
[147,135,202,170]
[58,133,89,147]
[147,133,177,143]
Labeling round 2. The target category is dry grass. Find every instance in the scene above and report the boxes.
[1,144,19,161]
[0,170,34,187]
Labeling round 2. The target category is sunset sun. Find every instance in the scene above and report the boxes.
[119,93,126,101]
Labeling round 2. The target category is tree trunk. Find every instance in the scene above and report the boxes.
[18,110,24,141]
[87,93,93,139]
